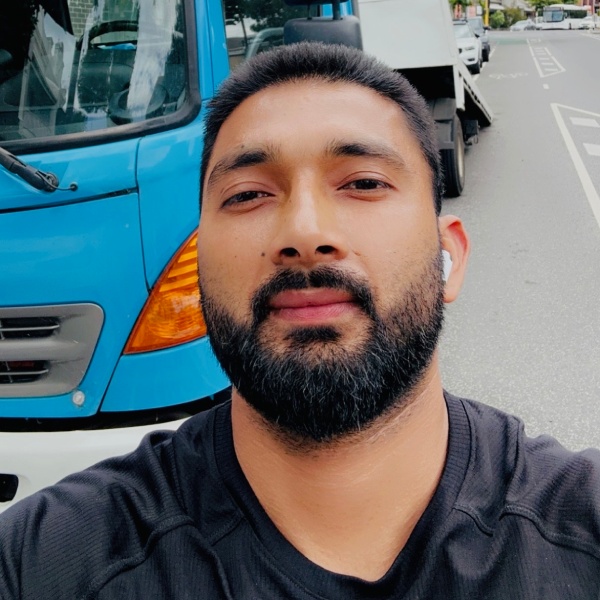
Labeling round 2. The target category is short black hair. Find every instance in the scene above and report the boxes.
[201,42,444,214]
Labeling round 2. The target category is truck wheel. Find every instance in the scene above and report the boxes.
[470,60,481,75]
[441,116,465,198]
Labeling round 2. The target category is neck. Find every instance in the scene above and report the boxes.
[230,359,449,581]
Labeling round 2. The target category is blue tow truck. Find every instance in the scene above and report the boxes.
[0,0,238,510]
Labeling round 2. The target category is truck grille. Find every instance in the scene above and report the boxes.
[0,317,60,339]
[0,361,49,384]
[0,304,104,397]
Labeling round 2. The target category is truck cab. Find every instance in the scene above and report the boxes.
[0,0,232,511]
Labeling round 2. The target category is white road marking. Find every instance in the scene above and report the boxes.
[528,41,545,78]
[584,143,600,157]
[551,104,600,230]
[543,84,549,89]
[527,40,566,78]
[570,117,600,128]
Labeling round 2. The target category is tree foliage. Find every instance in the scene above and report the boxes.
[490,10,505,28]
[504,7,526,26]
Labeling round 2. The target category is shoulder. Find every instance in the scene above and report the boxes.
[507,427,600,558]
[450,393,600,558]
[0,408,221,598]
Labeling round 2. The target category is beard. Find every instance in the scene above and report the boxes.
[200,256,445,445]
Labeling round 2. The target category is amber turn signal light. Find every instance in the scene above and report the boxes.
[124,231,207,354]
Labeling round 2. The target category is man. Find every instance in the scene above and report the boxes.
[1,42,599,599]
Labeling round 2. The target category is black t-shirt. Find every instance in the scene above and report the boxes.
[1,393,600,599]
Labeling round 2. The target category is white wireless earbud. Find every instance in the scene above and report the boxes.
[442,249,452,283]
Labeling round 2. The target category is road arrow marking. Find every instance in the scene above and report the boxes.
[552,104,600,229]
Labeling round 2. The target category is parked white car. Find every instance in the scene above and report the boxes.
[510,19,536,31]
[580,16,599,30]
[453,20,483,74]
[467,16,491,62]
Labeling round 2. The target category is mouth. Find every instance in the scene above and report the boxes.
[268,289,359,324]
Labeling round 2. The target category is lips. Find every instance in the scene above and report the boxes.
[268,289,357,322]
[269,289,354,309]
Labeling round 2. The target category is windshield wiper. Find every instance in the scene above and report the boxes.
[0,145,77,192]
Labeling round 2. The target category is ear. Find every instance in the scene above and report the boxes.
[438,214,470,304]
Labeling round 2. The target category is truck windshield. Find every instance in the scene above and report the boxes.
[453,24,474,39]
[467,18,484,34]
[222,0,309,69]
[0,0,188,144]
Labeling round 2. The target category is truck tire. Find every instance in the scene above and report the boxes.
[441,115,465,198]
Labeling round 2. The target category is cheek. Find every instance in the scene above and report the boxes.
[197,227,268,317]
[345,211,438,305]
[346,206,433,265]
[197,231,235,301]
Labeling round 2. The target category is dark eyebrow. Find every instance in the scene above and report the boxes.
[325,140,409,172]
[206,147,278,191]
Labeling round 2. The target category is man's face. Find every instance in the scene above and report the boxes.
[198,80,444,443]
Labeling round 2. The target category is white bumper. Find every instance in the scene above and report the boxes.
[459,48,478,66]
[0,419,187,513]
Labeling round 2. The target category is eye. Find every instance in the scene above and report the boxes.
[342,178,390,191]
[222,190,271,207]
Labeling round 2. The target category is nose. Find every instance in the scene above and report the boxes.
[267,180,350,268]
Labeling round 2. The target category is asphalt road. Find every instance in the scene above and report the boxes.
[439,29,600,451]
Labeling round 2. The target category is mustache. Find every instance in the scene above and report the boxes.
[251,266,377,327]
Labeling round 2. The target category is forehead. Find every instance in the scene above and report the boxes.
[206,80,428,175]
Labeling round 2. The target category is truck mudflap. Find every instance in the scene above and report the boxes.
[0,419,187,513]
[430,97,457,151]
